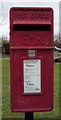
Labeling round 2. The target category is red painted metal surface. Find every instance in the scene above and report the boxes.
[10,7,54,112]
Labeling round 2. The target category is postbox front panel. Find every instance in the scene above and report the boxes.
[10,7,54,112]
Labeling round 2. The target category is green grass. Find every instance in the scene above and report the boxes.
[2,57,60,119]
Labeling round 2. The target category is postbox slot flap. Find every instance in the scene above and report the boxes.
[13,21,51,25]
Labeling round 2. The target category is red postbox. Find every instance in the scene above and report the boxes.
[10,7,54,112]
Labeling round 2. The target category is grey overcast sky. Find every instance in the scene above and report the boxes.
[0,1,60,39]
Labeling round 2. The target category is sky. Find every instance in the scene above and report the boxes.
[0,1,60,39]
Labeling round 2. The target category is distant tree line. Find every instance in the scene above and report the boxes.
[1,36,10,54]
[54,39,61,48]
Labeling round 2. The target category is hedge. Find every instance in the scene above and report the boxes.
[54,57,61,62]
[3,42,10,54]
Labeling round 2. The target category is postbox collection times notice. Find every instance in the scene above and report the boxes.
[23,59,41,93]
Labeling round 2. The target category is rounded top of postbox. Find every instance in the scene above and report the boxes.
[10,7,53,24]
[10,7,53,13]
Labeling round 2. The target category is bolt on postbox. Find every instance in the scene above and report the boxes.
[10,7,54,112]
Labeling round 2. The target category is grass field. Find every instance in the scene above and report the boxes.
[2,55,60,119]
